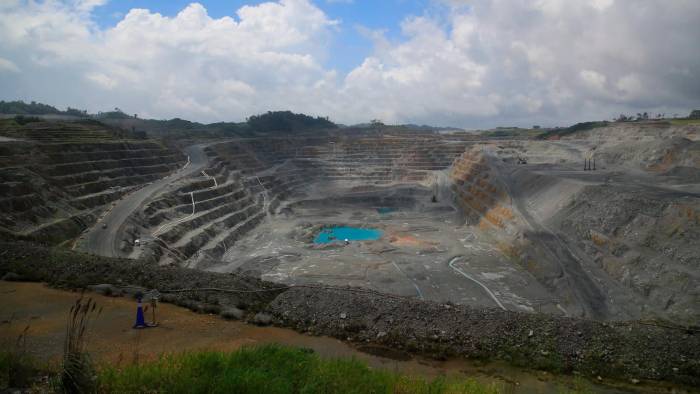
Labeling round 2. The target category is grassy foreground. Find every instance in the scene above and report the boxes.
[98,344,499,394]
[670,118,700,126]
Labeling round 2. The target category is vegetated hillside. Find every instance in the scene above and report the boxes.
[536,121,610,140]
[481,127,548,139]
[100,116,243,139]
[247,111,337,132]
[1,100,340,139]
[102,110,338,139]
[0,100,87,117]
[0,117,185,245]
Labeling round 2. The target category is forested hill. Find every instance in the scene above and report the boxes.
[0,100,87,116]
[247,111,337,133]
[0,100,338,137]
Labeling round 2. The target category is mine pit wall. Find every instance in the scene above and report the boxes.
[553,122,700,177]
[209,136,471,186]
[140,135,473,267]
[551,185,700,325]
[448,147,609,320]
[449,142,700,323]
[0,139,185,246]
[449,147,517,232]
[135,154,268,266]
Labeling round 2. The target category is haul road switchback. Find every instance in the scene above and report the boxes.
[80,144,211,257]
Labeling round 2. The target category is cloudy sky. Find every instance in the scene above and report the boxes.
[0,0,698,128]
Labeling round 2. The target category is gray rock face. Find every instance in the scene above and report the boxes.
[220,307,245,320]
[553,184,700,324]
[252,312,273,326]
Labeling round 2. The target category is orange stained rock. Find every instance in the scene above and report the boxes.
[390,234,439,248]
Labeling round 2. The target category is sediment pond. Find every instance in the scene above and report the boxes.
[314,226,383,244]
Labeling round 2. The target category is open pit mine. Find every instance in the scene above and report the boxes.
[1,116,699,389]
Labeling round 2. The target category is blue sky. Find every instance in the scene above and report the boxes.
[90,0,440,73]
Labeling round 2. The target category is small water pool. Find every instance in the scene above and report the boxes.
[314,226,383,244]
[376,207,396,214]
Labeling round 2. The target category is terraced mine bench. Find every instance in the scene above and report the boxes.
[0,119,185,245]
[131,136,471,266]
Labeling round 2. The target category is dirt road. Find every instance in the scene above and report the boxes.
[79,144,210,257]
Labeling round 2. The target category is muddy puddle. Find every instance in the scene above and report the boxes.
[0,282,678,393]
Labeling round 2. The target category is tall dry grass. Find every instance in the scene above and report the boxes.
[58,295,101,393]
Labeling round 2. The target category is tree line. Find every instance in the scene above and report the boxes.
[0,100,87,116]
[246,111,337,133]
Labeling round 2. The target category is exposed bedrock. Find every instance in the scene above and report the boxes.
[448,136,699,323]
[449,146,600,318]
[553,185,700,325]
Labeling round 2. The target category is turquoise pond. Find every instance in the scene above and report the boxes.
[376,207,396,214]
[314,226,383,244]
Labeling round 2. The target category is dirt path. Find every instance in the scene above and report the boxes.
[448,256,506,310]
[79,144,210,257]
[0,282,637,393]
[1,281,360,366]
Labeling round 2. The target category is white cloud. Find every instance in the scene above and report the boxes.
[74,0,108,13]
[580,70,607,93]
[589,0,614,11]
[0,57,20,73]
[86,72,117,89]
[347,0,700,125]
[0,0,698,127]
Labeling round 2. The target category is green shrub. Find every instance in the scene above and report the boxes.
[0,326,37,389]
[537,121,609,140]
[13,115,42,125]
[98,344,499,394]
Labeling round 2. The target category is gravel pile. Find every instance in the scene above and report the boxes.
[0,241,285,314]
[268,286,699,386]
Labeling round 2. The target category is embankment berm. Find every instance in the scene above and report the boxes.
[1,240,698,388]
